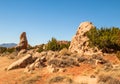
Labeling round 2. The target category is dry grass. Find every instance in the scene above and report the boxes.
[48,57,79,68]
[98,74,120,84]
[22,75,41,84]
[48,75,73,84]
[59,48,71,56]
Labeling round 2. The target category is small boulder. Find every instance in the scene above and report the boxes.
[7,54,33,71]
[17,49,27,56]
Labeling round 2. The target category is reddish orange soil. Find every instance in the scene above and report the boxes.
[0,54,119,84]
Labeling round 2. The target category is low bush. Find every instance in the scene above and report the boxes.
[37,44,44,53]
[86,27,120,53]
[59,48,71,56]
[22,75,41,84]
[49,76,73,84]
[48,57,79,68]
[6,47,16,53]
[48,58,61,67]
[77,56,87,63]
[98,75,120,84]
[0,47,7,53]
[0,47,16,54]
[45,37,70,51]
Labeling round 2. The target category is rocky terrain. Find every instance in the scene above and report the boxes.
[0,22,120,84]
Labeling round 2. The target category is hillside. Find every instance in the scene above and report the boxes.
[0,22,120,84]
[0,43,17,48]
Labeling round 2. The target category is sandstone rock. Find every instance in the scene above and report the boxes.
[40,51,47,56]
[69,22,96,55]
[47,65,59,73]
[24,57,46,72]
[28,63,35,70]
[24,62,37,73]
[7,54,33,71]
[47,50,54,56]
[33,52,41,58]
[17,49,27,56]
[40,56,46,62]
[16,32,28,51]
[35,58,41,62]
[34,62,40,68]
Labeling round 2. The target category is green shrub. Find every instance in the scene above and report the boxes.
[45,37,59,51]
[6,47,16,53]
[37,44,44,53]
[0,47,16,54]
[59,41,70,50]
[86,27,120,53]
[0,47,7,53]
[45,37,70,51]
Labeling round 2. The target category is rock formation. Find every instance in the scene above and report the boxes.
[7,54,33,71]
[69,22,99,55]
[16,32,28,51]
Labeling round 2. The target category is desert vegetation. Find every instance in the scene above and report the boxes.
[86,27,120,53]
[0,47,16,54]
[1,22,120,84]
[86,27,120,60]
[37,37,70,53]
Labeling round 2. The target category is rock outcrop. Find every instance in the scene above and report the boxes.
[7,54,33,71]
[16,32,28,51]
[69,22,98,55]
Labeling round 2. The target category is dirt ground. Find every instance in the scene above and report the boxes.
[0,54,120,84]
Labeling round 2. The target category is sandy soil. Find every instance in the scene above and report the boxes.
[0,54,119,84]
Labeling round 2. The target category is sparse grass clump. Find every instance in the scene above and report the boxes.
[48,76,73,84]
[48,58,61,67]
[59,48,71,56]
[77,56,87,63]
[98,75,120,84]
[22,75,41,84]
[48,57,79,68]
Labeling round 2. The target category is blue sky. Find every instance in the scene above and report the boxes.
[0,0,120,46]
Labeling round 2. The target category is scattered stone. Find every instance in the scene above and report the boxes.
[40,51,47,56]
[17,49,27,56]
[33,52,41,58]
[7,54,33,71]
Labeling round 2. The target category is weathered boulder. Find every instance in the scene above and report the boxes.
[7,54,33,71]
[69,22,96,55]
[16,32,28,51]
[17,49,27,56]
[24,57,46,73]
